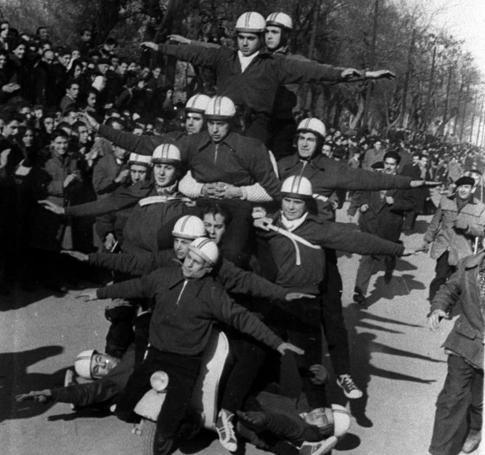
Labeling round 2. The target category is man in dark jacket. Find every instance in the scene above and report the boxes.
[428,252,484,455]
[141,11,394,143]
[80,238,302,455]
[254,175,410,413]
[350,152,416,304]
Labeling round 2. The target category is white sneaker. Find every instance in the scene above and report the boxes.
[215,408,237,452]
[337,374,363,399]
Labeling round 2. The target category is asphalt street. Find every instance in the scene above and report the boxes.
[0,210,482,455]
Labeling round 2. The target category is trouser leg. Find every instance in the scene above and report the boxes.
[220,332,268,413]
[321,252,351,376]
[355,254,380,296]
[468,367,483,431]
[429,355,478,455]
[429,252,454,301]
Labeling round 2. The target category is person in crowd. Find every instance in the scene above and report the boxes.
[349,152,416,305]
[422,176,485,301]
[361,138,384,170]
[30,129,82,292]
[59,80,80,113]
[428,251,483,455]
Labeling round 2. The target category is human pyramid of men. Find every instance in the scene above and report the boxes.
[13,10,482,455]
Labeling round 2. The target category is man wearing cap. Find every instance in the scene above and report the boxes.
[16,347,133,409]
[141,11,394,143]
[422,175,485,301]
[80,238,302,455]
[350,152,416,305]
[177,95,281,267]
[277,118,433,399]
[253,175,410,411]
[79,93,210,157]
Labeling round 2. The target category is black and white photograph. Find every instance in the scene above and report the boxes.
[0,0,484,454]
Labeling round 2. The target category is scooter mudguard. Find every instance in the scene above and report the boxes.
[134,389,166,421]
[133,331,230,427]
[191,331,230,429]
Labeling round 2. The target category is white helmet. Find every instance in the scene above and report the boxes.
[297,118,327,138]
[188,237,219,265]
[74,349,96,379]
[172,215,206,240]
[281,175,313,199]
[185,93,211,114]
[235,12,266,33]
[331,404,351,437]
[152,143,181,164]
[128,153,152,167]
[205,96,236,120]
[266,12,293,30]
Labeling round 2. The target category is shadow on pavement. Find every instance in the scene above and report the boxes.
[0,345,64,422]
[366,273,426,306]
[0,286,61,312]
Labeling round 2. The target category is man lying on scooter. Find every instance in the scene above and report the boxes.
[78,238,302,455]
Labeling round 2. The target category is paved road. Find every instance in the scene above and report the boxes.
[0,212,482,455]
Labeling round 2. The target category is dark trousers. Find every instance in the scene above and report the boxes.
[267,298,326,408]
[116,348,201,454]
[429,252,456,301]
[321,251,351,376]
[105,304,137,358]
[219,330,268,413]
[429,354,483,455]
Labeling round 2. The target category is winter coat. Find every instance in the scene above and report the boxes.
[430,252,485,369]
[424,195,485,265]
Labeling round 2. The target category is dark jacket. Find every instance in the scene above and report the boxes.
[88,249,288,302]
[92,152,124,196]
[278,154,414,219]
[349,186,416,242]
[430,253,485,369]
[257,212,404,294]
[177,131,281,198]
[97,267,283,355]
[157,44,345,116]
[51,345,135,407]
[98,124,172,157]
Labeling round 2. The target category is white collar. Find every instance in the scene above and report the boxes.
[280,212,308,232]
[237,50,259,72]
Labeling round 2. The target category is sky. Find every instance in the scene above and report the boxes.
[406,0,485,76]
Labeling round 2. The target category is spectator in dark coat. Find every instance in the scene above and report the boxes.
[33,49,57,108]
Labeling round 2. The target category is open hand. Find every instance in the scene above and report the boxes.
[15,389,53,403]
[141,41,159,51]
[61,250,89,262]
[77,289,98,302]
[366,69,396,79]
[277,342,305,356]
[285,293,316,301]
[38,200,65,215]
[168,34,191,45]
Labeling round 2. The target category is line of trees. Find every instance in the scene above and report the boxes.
[1,0,484,143]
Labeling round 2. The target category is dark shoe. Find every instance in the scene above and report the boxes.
[384,268,393,284]
[353,288,367,306]
[462,429,481,453]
